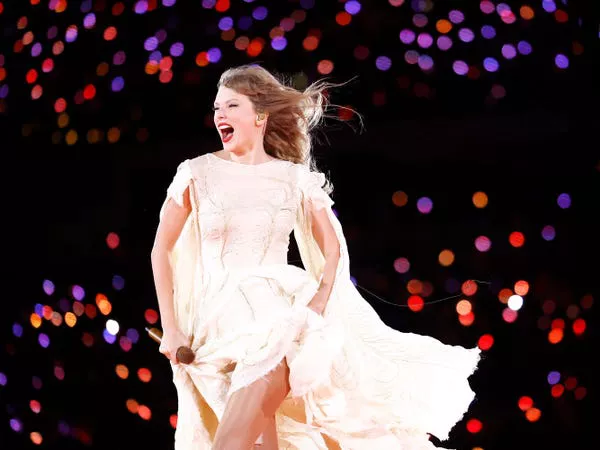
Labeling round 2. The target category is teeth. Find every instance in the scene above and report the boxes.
[218,124,232,130]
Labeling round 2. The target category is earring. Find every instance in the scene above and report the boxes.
[256,112,266,125]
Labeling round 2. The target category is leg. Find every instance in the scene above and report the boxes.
[213,359,290,450]
[254,416,278,450]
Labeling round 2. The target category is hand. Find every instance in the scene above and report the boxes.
[307,297,327,316]
[159,327,189,364]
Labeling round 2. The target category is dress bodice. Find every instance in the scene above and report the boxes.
[195,153,299,271]
[163,152,333,276]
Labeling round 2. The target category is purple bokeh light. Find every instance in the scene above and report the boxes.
[271,36,287,51]
[393,257,410,274]
[375,56,392,71]
[475,236,492,252]
[10,418,22,432]
[501,44,517,59]
[31,43,42,57]
[134,1,148,14]
[483,57,499,72]
[39,333,50,348]
[111,76,125,92]
[218,16,233,31]
[555,54,569,69]
[437,36,453,51]
[103,329,117,344]
[112,275,125,290]
[252,6,268,20]
[83,13,96,29]
[126,328,140,343]
[542,0,557,13]
[66,26,79,43]
[345,1,361,15]
[557,193,571,209]
[417,33,433,48]
[170,42,184,57]
[13,323,23,337]
[481,25,496,39]
[458,28,475,43]
[449,10,464,24]
[416,197,433,214]
[547,370,560,385]
[43,279,55,295]
[149,50,162,63]
[207,47,222,63]
[399,29,416,44]
[453,60,469,75]
[541,225,556,241]
[71,285,85,301]
[144,37,159,51]
[417,55,434,71]
[518,41,533,55]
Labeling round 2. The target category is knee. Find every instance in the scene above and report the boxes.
[261,368,290,417]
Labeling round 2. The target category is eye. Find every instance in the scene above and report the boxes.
[228,104,238,108]
[212,106,219,111]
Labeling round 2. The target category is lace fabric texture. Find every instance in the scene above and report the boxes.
[159,153,481,449]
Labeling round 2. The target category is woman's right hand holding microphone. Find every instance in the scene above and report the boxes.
[159,326,193,364]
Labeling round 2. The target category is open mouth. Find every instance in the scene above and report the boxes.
[218,125,235,143]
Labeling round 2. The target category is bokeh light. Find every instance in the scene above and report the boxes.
[416,197,433,214]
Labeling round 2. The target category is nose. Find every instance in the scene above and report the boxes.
[214,108,226,121]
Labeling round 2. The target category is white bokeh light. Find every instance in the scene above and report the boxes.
[106,319,120,336]
[508,294,524,311]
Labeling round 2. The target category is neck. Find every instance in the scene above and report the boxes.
[226,143,272,164]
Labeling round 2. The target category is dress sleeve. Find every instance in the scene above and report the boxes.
[298,168,334,212]
[166,159,193,207]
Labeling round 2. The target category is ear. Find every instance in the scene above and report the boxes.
[256,111,268,125]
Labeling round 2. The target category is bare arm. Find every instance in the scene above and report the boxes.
[307,204,341,314]
[150,186,191,334]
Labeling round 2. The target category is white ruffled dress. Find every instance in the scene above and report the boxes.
[159,153,481,449]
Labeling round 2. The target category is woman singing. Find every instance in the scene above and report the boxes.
[151,64,480,449]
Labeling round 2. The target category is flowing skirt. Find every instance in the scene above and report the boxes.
[171,263,481,450]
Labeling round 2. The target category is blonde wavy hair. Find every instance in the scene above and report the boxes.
[218,64,355,192]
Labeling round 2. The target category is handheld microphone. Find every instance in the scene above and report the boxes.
[145,327,195,364]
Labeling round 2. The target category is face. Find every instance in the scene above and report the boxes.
[213,86,265,152]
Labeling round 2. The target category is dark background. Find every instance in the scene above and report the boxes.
[0,1,597,449]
